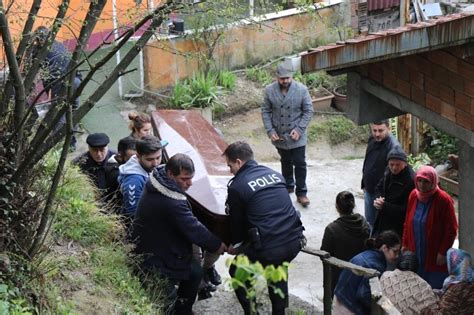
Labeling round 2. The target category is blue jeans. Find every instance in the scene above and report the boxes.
[277,146,307,196]
[364,191,376,231]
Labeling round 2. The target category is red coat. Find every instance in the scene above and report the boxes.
[402,189,458,272]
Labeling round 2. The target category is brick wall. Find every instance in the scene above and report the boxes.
[358,44,474,131]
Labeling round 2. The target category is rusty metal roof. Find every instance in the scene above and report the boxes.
[301,13,474,73]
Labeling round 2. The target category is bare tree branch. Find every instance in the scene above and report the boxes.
[28,102,73,258]
[9,0,184,184]
[22,0,71,94]
[0,0,42,116]
[0,1,27,155]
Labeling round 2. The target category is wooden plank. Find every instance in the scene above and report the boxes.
[302,246,380,278]
[322,261,333,315]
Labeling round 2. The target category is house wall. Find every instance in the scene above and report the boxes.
[143,7,337,90]
[357,44,474,132]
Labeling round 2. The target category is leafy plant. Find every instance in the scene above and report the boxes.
[423,127,459,166]
[216,70,237,90]
[227,255,290,315]
[408,153,431,171]
[167,72,226,112]
[245,67,273,86]
[307,116,368,145]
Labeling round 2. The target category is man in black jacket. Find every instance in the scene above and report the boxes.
[373,147,415,238]
[361,120,401,230]
[73,133,115,192]
[224,141,304,315]
[132,153,226,315]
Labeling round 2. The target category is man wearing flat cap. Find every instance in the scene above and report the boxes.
[73,133,115,192]
[261,63,313,206]
[372,146,415,238]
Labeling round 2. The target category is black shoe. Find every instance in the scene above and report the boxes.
[197,287,213,301]
[206,266,222,286]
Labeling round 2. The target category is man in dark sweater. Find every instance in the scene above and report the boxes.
[132,153,226,315]
[361,120,401,230]
[373,146,415,238]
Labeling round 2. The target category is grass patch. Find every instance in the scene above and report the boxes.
[2,153,164,314]
[245,67,273,86]
[308,116,368,145]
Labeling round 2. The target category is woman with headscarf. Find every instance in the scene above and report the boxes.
[422,248,474,314]
[402,166,458,289]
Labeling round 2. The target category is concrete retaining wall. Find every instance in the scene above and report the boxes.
[143,5,340,90]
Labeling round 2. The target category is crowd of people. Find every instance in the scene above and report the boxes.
[69,62,472,315]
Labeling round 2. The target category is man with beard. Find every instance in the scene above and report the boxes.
[118,135,163,219]
[361,120,401,230]
[261,63,313,206]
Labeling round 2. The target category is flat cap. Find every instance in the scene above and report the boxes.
[86,133,110,148]
[387,146,407,162]
[276,63,294,78]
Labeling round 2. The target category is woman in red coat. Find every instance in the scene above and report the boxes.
[402,165,458,289]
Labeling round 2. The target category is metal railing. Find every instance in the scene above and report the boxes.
[302,246,401,315]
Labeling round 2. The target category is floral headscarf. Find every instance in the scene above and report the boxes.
[440,248,474,294]
[415,165,439,203]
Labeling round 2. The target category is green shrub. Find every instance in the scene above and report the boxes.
[216,70,237,90]
[167,72,225,112]
[423,127,458,165]
[167,81,191,109]
[245,67,273,86]
[307,116,368,145]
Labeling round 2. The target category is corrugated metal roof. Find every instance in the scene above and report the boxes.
[301,13,474,73]
[368,0,400,11]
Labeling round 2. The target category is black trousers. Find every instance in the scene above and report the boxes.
[143,259,203,315]
[277,146,307,196]
[229,238,301,315]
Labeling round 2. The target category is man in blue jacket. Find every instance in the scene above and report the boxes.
[132,153,226,314]
[118,135,164,218]
[224,141,304,315]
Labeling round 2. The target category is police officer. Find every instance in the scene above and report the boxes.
[73,133,115,192]
[223,141,304,315]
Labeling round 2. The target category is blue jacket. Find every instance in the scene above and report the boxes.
[132,165,221,280]
[334,249,387,315]
[226,160,303,251]
[118,155,148,217]
[362,134,401,193]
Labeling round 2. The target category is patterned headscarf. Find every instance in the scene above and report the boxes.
[440,248,474,294]
[415,165,439,203]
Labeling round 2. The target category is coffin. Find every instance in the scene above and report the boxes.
[151,110,232,244]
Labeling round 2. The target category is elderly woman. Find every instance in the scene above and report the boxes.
[402,166,458,289]
[422,248,474,314]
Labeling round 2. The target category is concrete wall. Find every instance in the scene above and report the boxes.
[356,44,474,132]
[143,6,338,90]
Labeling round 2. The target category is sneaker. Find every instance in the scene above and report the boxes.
[287,187,295,194]
[206,266,222,286]
[297,195,310,207]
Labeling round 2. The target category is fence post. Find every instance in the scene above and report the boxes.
[322,260,333,315]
